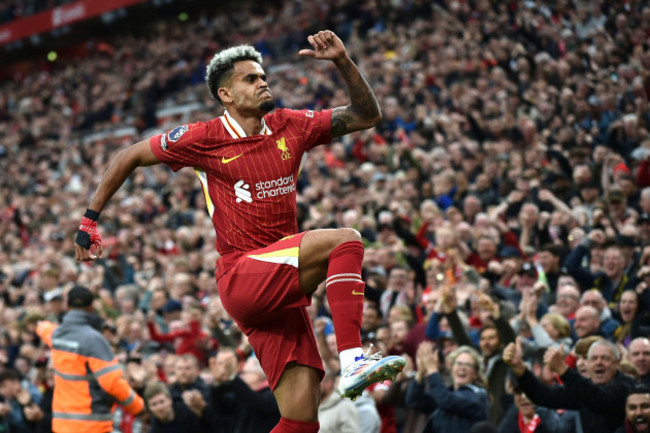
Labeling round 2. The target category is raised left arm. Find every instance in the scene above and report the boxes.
[299,30,382,137]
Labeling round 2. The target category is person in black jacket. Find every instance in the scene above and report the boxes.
[169,354,212,405]
[144,381,218,433]
[504,337,635,433]
[210,348,281,433]
[405,343,488,433]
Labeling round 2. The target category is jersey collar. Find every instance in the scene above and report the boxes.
[221,110,272,138]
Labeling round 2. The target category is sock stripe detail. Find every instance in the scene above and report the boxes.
[326,273,361,283]
[326,278,364,289]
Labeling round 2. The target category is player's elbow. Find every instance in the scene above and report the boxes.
[362,111,382,129]
[370,111,383,127]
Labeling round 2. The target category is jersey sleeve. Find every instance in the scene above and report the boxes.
[149,122,208,171]
[283,108,332,152]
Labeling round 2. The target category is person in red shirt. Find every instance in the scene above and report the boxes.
[73,30,405,433]
[147,306,215,367]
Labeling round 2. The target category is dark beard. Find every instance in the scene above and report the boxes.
[260,99,275,113]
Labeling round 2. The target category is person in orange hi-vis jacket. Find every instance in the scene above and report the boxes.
[36,285,145,433]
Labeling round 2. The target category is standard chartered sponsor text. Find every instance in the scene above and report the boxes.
[255,174,295,199]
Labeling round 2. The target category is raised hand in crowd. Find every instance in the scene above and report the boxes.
[487,260,504,276]
[521,290,540,326]
[477,292,500,320]
[415,341,438,383]
[636,267,650,295]
[587,228,606,246]
[491,215,510,235]
[537,189,554,203]
[503,337,525,377]
[543,345,567,376]
[23,404,44,422]
[182,389,207,417]
[568,227,586,248]
[507,190,525,206]
[435,282,457,314]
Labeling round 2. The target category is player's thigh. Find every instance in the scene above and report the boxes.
[273,363,321,422]
[219,259,305,325]
[299,228,362,293]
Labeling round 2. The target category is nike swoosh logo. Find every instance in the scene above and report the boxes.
[352,290,364,296]
[222,154,243,164]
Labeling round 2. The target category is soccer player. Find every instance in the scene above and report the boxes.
[74,30,405,433]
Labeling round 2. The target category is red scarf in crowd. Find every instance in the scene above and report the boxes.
[518,413,541,433]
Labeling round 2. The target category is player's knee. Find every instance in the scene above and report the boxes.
[338,228,362,244]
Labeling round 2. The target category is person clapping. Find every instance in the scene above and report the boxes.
[405,342,488,432]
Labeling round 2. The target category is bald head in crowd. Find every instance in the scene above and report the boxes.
[574,306,601,339]
[630,338,650,383]
[581,289,607,315]
[556,285,581,318]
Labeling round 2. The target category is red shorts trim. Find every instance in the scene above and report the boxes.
[218,232,324,390]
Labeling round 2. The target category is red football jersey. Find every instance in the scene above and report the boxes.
[150,108,332,277]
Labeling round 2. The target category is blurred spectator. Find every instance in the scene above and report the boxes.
[565,231,633,304]
[361,304,383,341]
[209,348,280,433]
[614,290,647,346]
[574,306,603,340]
[147,306,214,367]
[144,381,215,433]
[615,385,650,433]
[554,284,582,320]
[441,289,515,425]
[629,338,650,385]
[352,391,381,433]
[406,343,489,433]
[581,289,621,339]
[318,368,360,433]
[169,354,211,406]
[0,369,42,433]
[498,384,566,433]
[505,338,636,433]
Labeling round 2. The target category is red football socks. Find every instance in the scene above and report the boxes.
[325,240,365,352]
[270,417,319,433]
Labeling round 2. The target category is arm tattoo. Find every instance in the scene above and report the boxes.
[330,57,381,138]
[331,107,353,138]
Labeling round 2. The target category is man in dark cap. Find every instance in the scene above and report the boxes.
[36,285,145,433]
[67,285,95,309]
[162,299,183,323]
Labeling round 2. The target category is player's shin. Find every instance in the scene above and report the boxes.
[325,240,365,370]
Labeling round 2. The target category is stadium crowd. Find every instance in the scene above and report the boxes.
[0,0,76,23]
[1,0,650,432]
